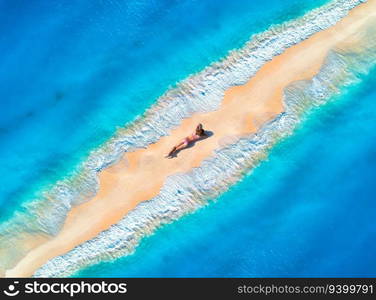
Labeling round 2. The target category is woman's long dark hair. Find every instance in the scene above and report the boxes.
[195,123,206,136]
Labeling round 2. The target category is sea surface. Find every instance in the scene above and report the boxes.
[0,0,328,221]
[76,65,376,277]
[2,0,375,277]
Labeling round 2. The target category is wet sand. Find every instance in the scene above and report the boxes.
[5,0,376,277]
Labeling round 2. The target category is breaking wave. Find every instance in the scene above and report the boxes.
[33,0,376,276]
[0,0,370,275]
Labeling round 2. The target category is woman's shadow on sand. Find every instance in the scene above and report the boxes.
[169,130,214,158]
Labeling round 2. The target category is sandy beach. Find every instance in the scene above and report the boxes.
[4,0,376,277]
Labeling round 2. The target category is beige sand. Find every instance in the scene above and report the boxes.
[5,0,376,277]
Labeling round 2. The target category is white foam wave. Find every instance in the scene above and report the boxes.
[7,0,362,236]
[35,11,376,276]
[0,0,369,275]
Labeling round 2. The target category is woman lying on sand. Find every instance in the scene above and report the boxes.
[166,123,208,158]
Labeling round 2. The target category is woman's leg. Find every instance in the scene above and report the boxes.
[175,141,188,151]
[167,141,188,157]
[167,146,177,157]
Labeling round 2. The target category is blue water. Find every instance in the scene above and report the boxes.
[0,0,329,221]
[77,66,376,277]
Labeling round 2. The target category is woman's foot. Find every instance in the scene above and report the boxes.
[165,147,176,158]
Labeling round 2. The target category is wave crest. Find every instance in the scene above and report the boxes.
[32,0,376,277]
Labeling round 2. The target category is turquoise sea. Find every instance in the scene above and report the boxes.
[1,0,375,277]
[77,66,376,277]
[0,0,328,220]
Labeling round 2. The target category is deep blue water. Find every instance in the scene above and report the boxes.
[4,0,373,278]
[0,0,329,221]
[77,67,376,277]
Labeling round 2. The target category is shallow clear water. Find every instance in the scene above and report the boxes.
[76,66,376,277]
[0,0,328,221]
[3,0,375,278]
